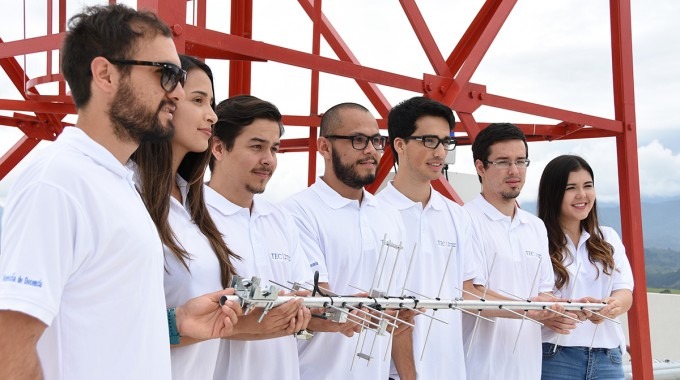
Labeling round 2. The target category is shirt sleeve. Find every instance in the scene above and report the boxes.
[0,182,92,325]
[603,227,634,292]
[281,198,329,284]
[465,208,488,287]
[536,222,556,293]
[286,215,315,285]
[458,210,480,282]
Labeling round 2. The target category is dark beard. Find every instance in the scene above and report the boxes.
[331,149,377,189]
[109,79,174,144]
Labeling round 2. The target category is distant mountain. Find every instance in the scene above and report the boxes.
[521,198,680,251]
[646,247,680,289]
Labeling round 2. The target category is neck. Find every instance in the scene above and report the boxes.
[561,218,582,245]
[481,191,516,218]
[208,173,254,211]
[320,173,365,203]
[170,149,185,203]
[75,108,138,165]
[392,171,430,207]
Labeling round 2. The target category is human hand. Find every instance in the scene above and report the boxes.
[542,313,579,334]
[176,288,242,340]
[236,297,305,336]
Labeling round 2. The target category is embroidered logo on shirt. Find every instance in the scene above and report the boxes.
[525,250,542,260]
[2,273,43,288]
[270,252,292,262]
[437,240,457,248]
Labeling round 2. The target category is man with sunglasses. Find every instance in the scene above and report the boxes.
[0,5,239,379]
[376,96,478,379]
[461,123,571,380]
[282,103,415,380]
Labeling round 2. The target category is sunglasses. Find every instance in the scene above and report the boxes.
[107,59,187,93]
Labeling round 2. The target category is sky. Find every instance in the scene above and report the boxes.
[0,0,679,206]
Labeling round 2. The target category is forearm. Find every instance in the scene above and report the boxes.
[391,331,416,380]
[227,331,292,341]
[0,311,46,380]
[464,283,521,318]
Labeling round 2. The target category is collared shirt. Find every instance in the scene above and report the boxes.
[282,178,406,380]
[542,226,633,349]
[159,175,222,380]
[378,182,477,380]
[206,185,312,380]
[462,194,554,380]
[0,127,169,379]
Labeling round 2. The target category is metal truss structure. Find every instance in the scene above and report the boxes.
[0,0,652,377]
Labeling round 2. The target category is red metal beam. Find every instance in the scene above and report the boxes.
[0,136,40,181]
[298,0,393,117]
[183,25,423,94]
[482,93,622,134]
[0,33,64,59]
[399,0,452,77]
[229,0,253,96]
[610,1,653,378]
[307,0,322,186]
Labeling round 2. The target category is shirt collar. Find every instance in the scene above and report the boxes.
[204,185,273,217]
[204,184,241,217]
[381,181,445,211]
[472,193,528,223]
[61,126,132,180]
[311,177,377,209]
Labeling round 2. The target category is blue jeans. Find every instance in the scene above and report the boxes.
[541,343,625,380]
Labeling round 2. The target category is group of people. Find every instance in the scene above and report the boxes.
[0,4,634,380]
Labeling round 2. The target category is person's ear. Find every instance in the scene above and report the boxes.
[474,159,486,178]
[90,57,119,95]
[393,137,406,157]
[211,138,225,162]
[317,136,332,160]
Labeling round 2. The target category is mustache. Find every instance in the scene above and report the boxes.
[357,156,379,165]
[252,166,273,175]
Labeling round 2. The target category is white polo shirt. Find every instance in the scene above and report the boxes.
[377,182,477,380]
[282,178,406,380]
[542,226,633,349]
[462,194,554,380]
[0,127,170,379]
[157,176,223,380]
[205,186,312,380]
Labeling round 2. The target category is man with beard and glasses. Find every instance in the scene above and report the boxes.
[206,95,312,380]
[282,103,416,380]
[0,5,239,380]
[461,123,569,380]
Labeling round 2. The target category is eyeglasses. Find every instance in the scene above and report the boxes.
[401,135,457,151]
[484,159,531,169]
[107,59,187,93]
[325,134,387,151]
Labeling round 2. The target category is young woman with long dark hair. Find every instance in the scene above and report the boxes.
[538,155,633,380]
[131,55,241,379]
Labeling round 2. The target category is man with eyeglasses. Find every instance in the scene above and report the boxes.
[282,103,415,380]
[461,122,570,380]
[0,5,239,379]
[376,96,478,379]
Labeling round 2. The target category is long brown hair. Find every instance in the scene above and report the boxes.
[131,55,239,288]
[537,155,615,290]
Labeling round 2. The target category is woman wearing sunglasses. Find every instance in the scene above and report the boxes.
[130,55,241,379]
[537,155,633,380]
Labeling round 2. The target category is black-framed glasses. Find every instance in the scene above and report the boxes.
[402,135,457,151]
[107,59,187,93]
[325,134,387,151]
[484,159,531,169]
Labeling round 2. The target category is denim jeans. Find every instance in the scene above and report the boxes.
[541,343,625,380]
